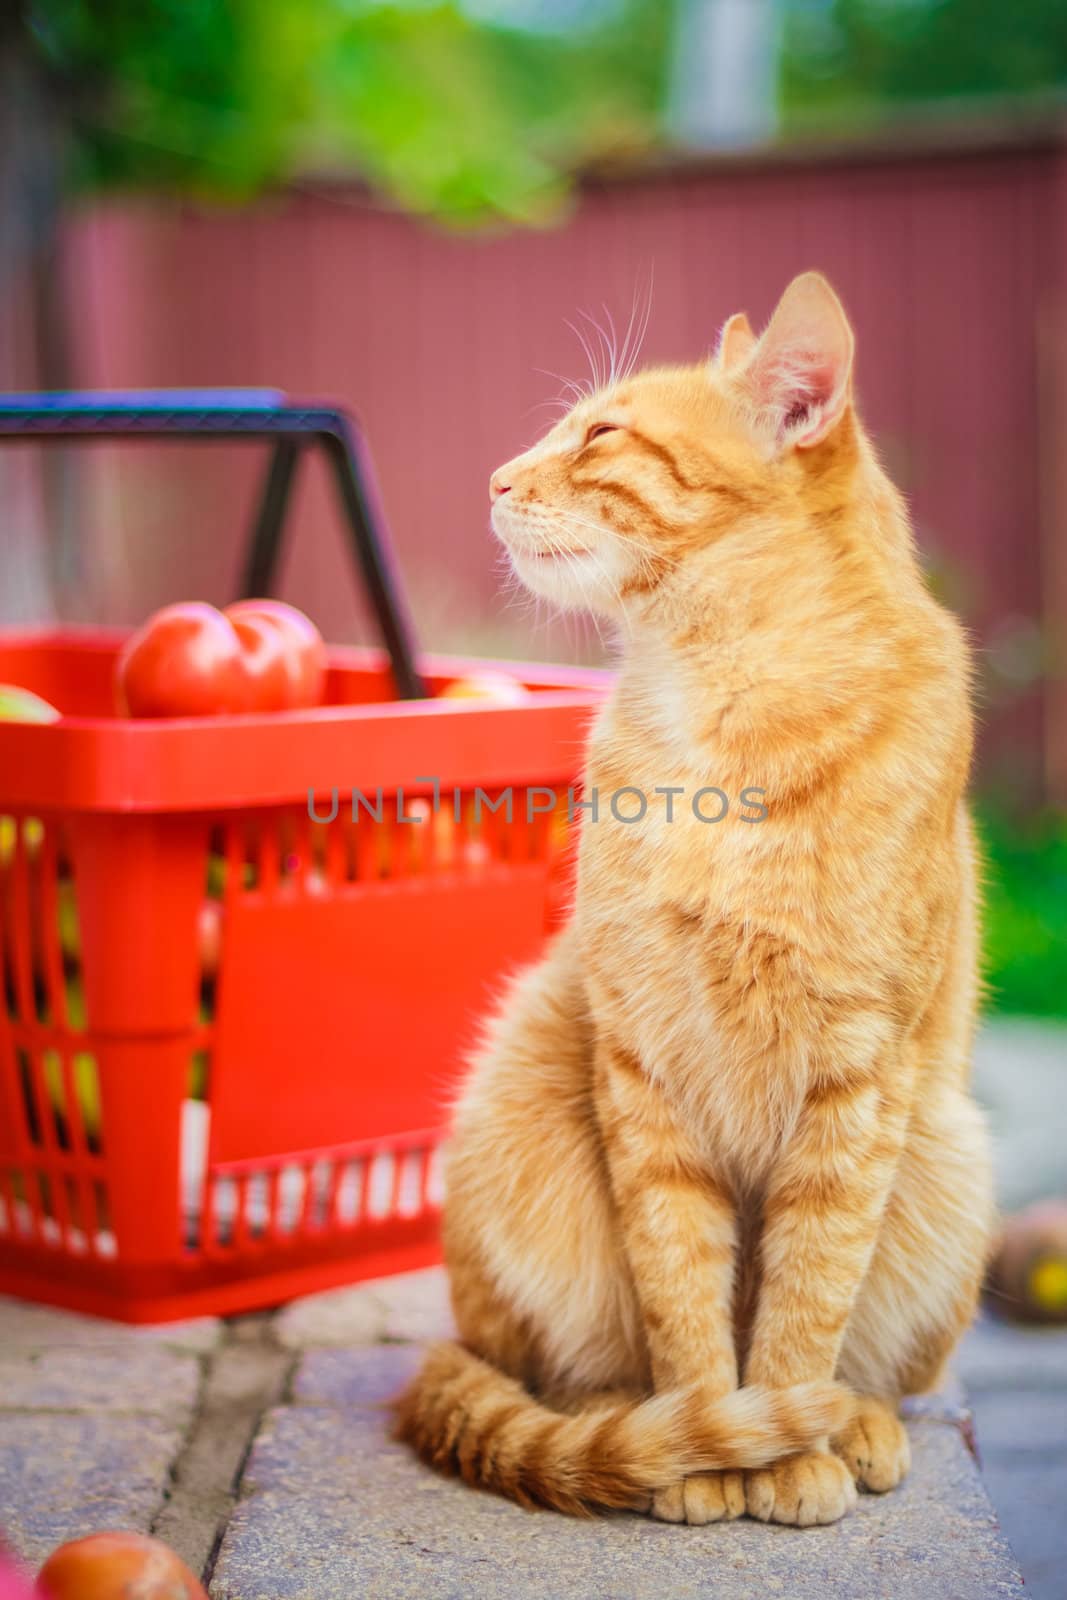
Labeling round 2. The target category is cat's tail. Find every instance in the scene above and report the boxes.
[392,1341,854,1515]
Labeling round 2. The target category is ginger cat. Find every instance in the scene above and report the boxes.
[394,272,994,1526]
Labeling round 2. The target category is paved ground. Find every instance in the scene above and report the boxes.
[0,1270,1038,1600]
[957,1318,1067,1600]
[1,1015,1063,1597]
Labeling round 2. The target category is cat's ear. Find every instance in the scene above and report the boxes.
[735,272,854,450]
[715,311,756,372]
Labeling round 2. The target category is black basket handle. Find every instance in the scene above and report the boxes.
[0,389,426,699]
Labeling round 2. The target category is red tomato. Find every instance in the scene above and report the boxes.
[227,611,292,710]
[225,600,326,709]
[116,603,251,718]
[36,1532,208,1600]
[116,601,326,718]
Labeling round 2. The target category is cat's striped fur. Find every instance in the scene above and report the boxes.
[394,273,994,1526]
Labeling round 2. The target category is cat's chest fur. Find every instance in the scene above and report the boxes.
[577,700,810,1183]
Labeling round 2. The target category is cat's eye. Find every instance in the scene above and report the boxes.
[585,423,620,445]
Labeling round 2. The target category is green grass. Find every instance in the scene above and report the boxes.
[976,804,1067,1020]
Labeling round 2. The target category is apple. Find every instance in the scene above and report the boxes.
[189,1048,209,1100]
[1,816,44,866]
[56,880,80,962]
[0,685,60,722]
[43,1048,101,1146]
[439,670,530,705]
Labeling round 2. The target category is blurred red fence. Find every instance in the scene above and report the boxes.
[2,127,1065,799]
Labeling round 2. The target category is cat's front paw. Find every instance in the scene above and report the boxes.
[744,1450,857,1526]
[832,1398,911,1492]
[651,1471,746,1525]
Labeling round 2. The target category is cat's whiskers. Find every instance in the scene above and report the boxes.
[496,547,578,652]
[560,541,624,644]
[526,396,577,421]
[597,304,620,387]
[507,513,624,646]
[551,282,655,413]
[618,272,654,383]
[553,507,679,583]
[535,367,593,405]
[565,318,606,396]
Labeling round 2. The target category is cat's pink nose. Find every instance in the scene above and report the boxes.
[489,471,511,503]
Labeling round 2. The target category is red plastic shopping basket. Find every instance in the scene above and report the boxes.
[0,392,607,1322]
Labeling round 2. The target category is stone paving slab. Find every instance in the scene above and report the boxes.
[275,1269,455,1350]
[0,1301,209,1572]
[0,1413,185,1571]
[0,1295,220,1354]
[0,1347,201,1419]
[210,1345,1024,1600]
[292,1344,423,1408]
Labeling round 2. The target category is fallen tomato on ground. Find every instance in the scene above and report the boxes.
[115,600,326,718]
[36,1532,208,1600]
